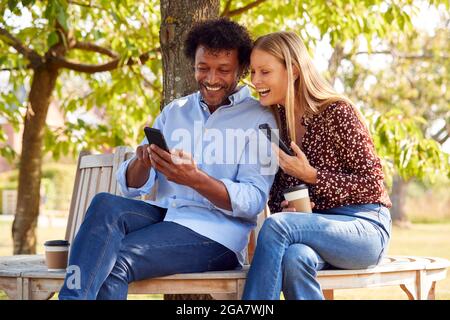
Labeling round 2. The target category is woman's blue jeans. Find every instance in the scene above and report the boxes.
[242,203,392,300]
[58,193,238,300]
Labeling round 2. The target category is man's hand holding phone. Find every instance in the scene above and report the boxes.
[133,126,170,170]
[149,145,202,188]
[135,144,153,169]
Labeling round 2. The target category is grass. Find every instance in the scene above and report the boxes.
[1,219,449,300]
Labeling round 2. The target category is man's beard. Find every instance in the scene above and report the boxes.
[199,81,238,107]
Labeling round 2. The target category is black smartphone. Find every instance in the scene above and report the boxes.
[259,123,295,156]
[144,127,170,153]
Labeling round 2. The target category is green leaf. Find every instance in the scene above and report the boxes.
[21,0,35,6]
[47,31,59,48]
[384,7,393,24]
[56,5,68,31]
[7,0,18,11]
[44,0,56,21]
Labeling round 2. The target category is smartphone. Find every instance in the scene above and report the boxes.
[259,123,294,156]
[144,127,170,153]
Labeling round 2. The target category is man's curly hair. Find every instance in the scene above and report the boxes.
[184,18,253,77]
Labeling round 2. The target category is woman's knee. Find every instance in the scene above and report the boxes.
[282,244,321,273]
[258,214,289,240]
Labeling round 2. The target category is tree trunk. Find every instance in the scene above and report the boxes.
[390,174,411,228]
[159,0,220,106]
[12,64,59,254]
[327,44,344,86]
[160,0,220,300]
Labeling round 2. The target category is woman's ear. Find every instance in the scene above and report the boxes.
[292,65,300,81]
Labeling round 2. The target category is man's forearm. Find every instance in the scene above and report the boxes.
[126,158,151,188]
[192,171,232,211]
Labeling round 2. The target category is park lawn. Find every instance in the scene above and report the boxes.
[0,220,449,300]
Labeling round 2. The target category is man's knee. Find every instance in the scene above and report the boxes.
[84,192,120,220]
[109,254,134,284]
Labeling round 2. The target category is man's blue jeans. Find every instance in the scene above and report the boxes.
[242,203,392,300]
[58,193,238,300]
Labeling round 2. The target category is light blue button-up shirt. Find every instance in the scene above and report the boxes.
[116,86,277,266]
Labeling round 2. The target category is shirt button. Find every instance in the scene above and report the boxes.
[172,202,176,208]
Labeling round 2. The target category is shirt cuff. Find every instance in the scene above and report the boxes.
[116,157,156,197]
[218,178,253,217]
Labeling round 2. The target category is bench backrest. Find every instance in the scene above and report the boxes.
[64,146,133,242]
[64,147,268,264]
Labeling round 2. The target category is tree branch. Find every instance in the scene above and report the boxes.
[436,133,449,145]
[51,56,121,73]
[51,50,158,74]
[0,27,43,68]
[346,50,449,60]
[432,125,449,145]
[327,45,344,86]
[0,67,28,71]
[222,0,266,17]
[67,0,105,10]
[129,67,161,95]
[71,41,119,58]
[221,0,233,17]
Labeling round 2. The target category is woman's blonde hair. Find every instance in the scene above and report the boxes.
[253,31,366,143]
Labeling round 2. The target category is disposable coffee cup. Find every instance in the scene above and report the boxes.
[44,240,70,272]
[283,184,312,213]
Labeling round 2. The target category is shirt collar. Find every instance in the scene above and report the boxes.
[199,85,251,110]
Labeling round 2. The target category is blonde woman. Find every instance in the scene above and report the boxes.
[242,31,392,300]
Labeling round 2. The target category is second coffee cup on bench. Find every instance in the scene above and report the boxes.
[283,184,312,213]
[44,240,70,272]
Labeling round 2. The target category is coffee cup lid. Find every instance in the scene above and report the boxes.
[283,184,308,194]
[44,240,70,246]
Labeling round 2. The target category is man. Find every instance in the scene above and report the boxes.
[59,18,276,300]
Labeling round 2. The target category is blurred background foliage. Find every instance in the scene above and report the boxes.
[0,0,449,225]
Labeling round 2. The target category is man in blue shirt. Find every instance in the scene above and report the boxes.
[59,18,276,300]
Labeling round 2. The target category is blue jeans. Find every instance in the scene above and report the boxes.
[242,203,392,300]
[58,193,238,300]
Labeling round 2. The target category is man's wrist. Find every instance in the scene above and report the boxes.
[190,169,209,190]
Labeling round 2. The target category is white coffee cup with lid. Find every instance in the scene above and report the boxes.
[283,184,312,213]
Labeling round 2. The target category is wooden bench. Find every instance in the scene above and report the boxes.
[0,147,449,300]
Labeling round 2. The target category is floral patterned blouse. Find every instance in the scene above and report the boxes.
[268,101,392,213]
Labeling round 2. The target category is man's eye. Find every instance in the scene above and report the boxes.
[261,70,269,74]
[220,70,231,74]
[196,67,207,72]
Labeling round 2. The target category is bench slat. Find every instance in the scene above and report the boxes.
[2,254,448,279]
[79,154,114,169]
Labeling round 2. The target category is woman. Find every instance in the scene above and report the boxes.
[242,31,392,300]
